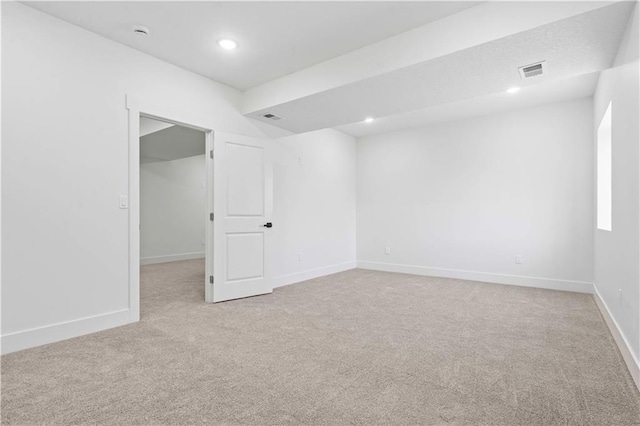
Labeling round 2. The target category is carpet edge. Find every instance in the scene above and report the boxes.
[593,287,640,392]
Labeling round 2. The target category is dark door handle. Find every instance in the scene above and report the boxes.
[262,222,273,228]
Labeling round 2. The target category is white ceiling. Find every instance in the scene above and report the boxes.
[24,1,480,90]
[248,2,633,134]
[24,1,633,138]
[141,120,205,163]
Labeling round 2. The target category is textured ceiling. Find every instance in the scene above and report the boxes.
[23,1,479,90]
[248,2,634,134]
[336,72,599,138]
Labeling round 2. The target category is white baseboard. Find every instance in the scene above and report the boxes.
[357,261,594,294]
[273,261,357,288]
[141,252,205,265]
[593,287,640,391]
[1,309,133,355]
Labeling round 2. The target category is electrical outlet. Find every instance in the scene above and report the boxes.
[619,289,623,307]
[385,247,391,255]
[201,239,205,246]
[298,156,303,166]
[515,255,523,264]
[298,253,303,262]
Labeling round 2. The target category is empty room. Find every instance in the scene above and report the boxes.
[1,1,639,425]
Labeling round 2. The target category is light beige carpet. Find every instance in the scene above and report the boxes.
[2,259,639,425]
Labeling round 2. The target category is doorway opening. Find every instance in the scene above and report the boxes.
[126,96,273,319]
[126,98,215,322]
[139,117,209,313]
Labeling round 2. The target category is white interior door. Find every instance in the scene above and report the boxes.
[211,131,273,302]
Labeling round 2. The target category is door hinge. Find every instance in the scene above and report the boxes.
[210,213,214,221]
[209,275,214,284]
[210,150,213,159]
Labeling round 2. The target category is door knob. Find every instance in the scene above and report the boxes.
[262,222,273,228]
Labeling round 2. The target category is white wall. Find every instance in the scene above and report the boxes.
[1,2,257,348]
[140,155,206,264]
[357,98,594,291]
[593,3,639,377]
[272,129,357,287]
[1,3,357,353]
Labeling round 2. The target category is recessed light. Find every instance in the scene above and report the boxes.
[217,39,238,50]
[364,117,375,123]
[506,87,521,94]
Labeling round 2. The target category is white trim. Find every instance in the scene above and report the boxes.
[273,261,357,288]
[357,261,594,294]
[126,95,212,133]
[141,252,205,265]
[1,309,132,355]
[127,102,141,323]
[593,286,640,391]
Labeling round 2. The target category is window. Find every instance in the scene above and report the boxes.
[597,102,612,231]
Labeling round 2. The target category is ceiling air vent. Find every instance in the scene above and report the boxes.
[262,113,282,121]
[518,61,546,79]
[132,25,150,36]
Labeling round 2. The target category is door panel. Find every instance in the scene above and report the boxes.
[226,143,264,216]
[226,233,264,282]
[212,131,273,302]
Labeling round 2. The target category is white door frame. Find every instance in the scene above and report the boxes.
[126,95,215,321]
